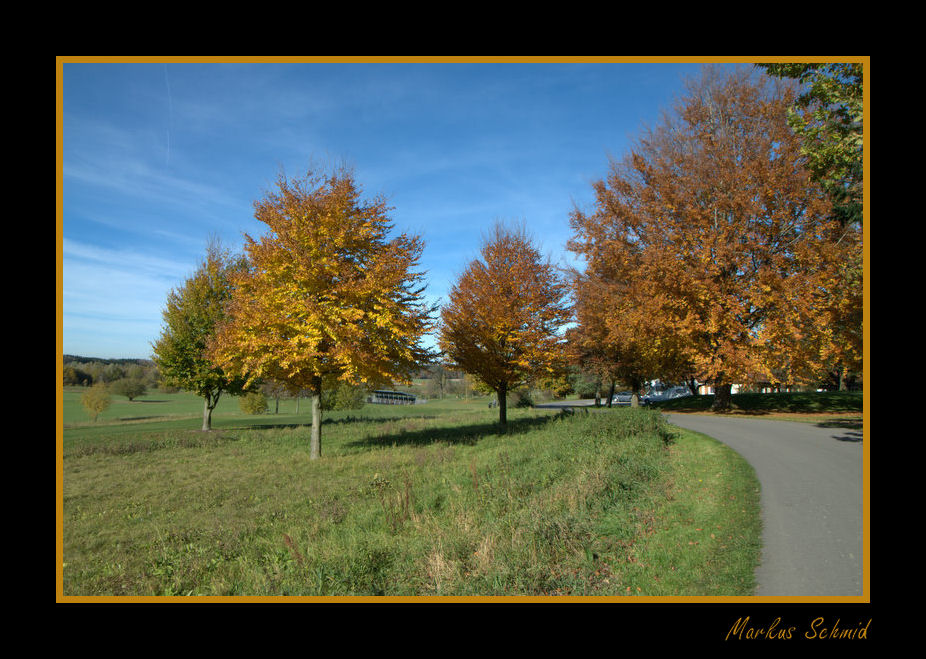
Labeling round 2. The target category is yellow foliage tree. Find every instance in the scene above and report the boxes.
[81,383,111,422]
[439,223,571,425]
[211,167,436,458]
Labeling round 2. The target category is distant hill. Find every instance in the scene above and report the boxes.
[63,355,154,366]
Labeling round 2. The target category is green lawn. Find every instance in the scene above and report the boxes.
[59,390,761,598]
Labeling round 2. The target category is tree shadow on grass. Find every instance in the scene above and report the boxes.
[221,414,443,432]
[323,414,440,426]
[343,412,561,450]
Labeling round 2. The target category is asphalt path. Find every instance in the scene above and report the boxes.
[537,400,865,596]
[663,413,864,597]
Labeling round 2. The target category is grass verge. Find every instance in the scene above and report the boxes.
[625,427,762,595]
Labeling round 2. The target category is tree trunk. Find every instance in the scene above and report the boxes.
[630,377,642,408]
[712,383,733,412]
[202,392,219,431]
[606,380,616,408]
[310,376,322,459]
[497,382,508,427]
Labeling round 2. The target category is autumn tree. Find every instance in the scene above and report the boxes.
[81,383,111,422]
[568,66,843,412]
[211,167,436,459]
[567,273,647,408]
[568,257,700,406]
[151,240,253,431]
[564,291,620,407]
[439,223,571,426]
[758,62,864,389]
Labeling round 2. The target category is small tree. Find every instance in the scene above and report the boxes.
[81,383,111,422]
[439,223,571,426]
[151,239,253,431]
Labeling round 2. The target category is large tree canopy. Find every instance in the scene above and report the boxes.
[568,67,848,410]
[211,167,436,458]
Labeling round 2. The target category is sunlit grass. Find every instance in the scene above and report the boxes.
[60,395,761,597]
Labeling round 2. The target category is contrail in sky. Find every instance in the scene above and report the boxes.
[164,64,172,168]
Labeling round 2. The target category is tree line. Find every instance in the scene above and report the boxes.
[63,357,160,400]
[144,64,863,457]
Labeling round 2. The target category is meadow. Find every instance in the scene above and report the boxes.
[59,388,761,598]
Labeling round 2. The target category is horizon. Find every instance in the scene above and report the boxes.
[60,59,732,360]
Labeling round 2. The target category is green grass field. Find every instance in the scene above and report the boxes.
[59,388,761,598]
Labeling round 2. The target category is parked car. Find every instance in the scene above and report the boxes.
[642,386,692,406]
[611,391,634,405]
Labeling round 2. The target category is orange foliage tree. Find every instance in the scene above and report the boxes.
[211,167,436,458]
[439,223,571,425]
[567,261,693,407]
[568,67,846,411]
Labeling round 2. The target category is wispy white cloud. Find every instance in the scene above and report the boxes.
[63,239,193,281]
[62,239,197,357]
[63,149,249,218]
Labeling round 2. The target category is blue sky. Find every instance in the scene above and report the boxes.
[60,60,718,359]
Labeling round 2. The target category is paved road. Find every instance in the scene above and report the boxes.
[663,413,865,597]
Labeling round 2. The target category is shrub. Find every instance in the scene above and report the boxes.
[109,378,147,401]
[81,383,111,422]
[239,392,268,415]
[321,382,367,411]
[509,388,534,408]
